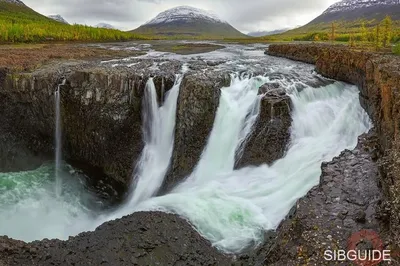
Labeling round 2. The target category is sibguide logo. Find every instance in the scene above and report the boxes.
[324,230,392,266]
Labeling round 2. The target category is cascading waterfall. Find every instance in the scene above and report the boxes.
[55,79,66,197]
[181,74,264,187]
[135,77,371,253]
[126,69,186,207]
[0,55,372,254]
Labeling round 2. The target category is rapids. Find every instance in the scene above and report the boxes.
[131,78,371,253]
[0,46,371,254]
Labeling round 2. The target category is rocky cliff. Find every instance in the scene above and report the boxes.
[1,58,292,199]
[267,43,400,249]
[0,56,294,265]
[0,61,179,199]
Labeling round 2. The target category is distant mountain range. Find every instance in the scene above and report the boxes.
[48,14,69,24]
[247,28,292,37]
[95,23,115,29]
[131,6,246,39]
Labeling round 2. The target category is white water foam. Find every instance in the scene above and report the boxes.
[127,72,184,206]
[1,63,371,254]
[132,77,371,253]
[0,165,98,242]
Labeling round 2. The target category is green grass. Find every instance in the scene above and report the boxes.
[260,18,400,42]
[0,2,148,43]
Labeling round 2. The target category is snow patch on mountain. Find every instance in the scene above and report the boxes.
[144,6,227,25]
[324,0,400,14]
[0,0,25,5]
[48,14,69,24]
[95,23,115,29]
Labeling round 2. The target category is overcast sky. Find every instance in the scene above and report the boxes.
[23,0,340,33]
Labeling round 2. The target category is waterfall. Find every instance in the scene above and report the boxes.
[55,79,66,197]
[182,75,264,187]
[136,78,371,253]
[127,72,185,207]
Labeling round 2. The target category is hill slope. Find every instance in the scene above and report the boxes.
[131,6,246,39]
[311,0,400,24]
[269,0,400,41]
[0,0,55,23]
[0,0,145,42]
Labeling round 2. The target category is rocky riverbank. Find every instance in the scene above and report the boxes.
[267,43,400,253]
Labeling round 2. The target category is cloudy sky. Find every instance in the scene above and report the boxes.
[23,0,341,33]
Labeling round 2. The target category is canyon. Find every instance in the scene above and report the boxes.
[0,42,399,265]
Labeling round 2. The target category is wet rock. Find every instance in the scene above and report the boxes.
[0,212,232,266]
[162,71,230,192]
[354,210,367,223]
[236,82,291,168]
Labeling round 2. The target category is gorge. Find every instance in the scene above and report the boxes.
[0,42,399,265]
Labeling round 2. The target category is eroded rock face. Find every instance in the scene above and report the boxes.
[162,71,230,192]
[237,83,291,168]
[0,62,180,197]
[0,212,232,266]
[267,43,400,250]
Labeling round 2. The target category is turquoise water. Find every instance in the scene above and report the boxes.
[0,163,102,242]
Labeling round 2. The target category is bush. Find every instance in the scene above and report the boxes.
[393,43,400,55]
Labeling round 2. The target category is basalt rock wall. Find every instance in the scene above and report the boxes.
[0,63,176,196]
[267,43,400,247]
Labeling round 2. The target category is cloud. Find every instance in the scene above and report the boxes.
[22,0,340,32]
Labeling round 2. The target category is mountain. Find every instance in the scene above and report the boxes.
[131,6,246,39]
[95,23,115,29]
[0,0,25,5]
[0,0,55,23]
[48,14,69,24]
[308,0,400,25]
[270,0,400,40]
[247,28,291,37]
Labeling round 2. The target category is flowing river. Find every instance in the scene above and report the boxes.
[0,43,371,253]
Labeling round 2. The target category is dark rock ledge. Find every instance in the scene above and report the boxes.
[0,212,232,266]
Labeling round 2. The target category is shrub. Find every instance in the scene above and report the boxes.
[393,43,400,55]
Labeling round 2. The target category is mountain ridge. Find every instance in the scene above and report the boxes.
[132,6,246,39]
[308,0,400,25]
[95,23,115,29]
[247,28,292,37]
[0,0,25,6]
